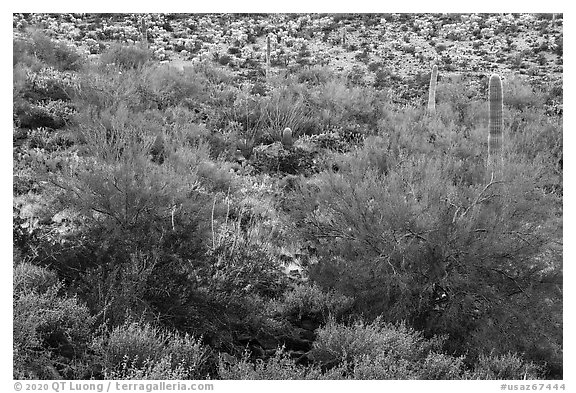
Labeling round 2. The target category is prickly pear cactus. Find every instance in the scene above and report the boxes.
[282,127,293,149]
[488,73,503,169]
[428,65,438,114]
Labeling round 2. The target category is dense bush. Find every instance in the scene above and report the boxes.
[310,317,445,366]
[218,348,327,380]
[468,353,542,380]
[13,29,83,71]
[99,43,151,70]
[13,261,59,294]
[14,281,94,379]
[286,112,561,368]
[97,322,209,379]
[218,319,541,380]
[272,283,354,322]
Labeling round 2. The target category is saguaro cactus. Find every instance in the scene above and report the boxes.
[140,16,148,49]
[487,73,503,169]
[427,64,438,114]
[342,26,347,47]
[266,34,271,78]
[282,127,293,149]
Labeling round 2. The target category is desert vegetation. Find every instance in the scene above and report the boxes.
[13,13,562,380]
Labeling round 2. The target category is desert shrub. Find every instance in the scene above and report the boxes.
[138,64,209,110]
[463,99,488,130]
[343,350,465,380]
[373,68,395,89]
[14,99,75,129]
[218,347,327,380]
[13,29,83,71]
[100,322,209,379]
[219,327,538,380]
[287,134,561,371]
[504,76,546,111]
[346,352,415,379]
[251,143,317,176]
[100,322,165,371]
[14,65,78,103]
[72,63,201,115]
[14,284,94,379]
[163,332,210,376]
[435,79,476,123]
[467,352,543,380]
[310,317,443,367]
[335,135,395,175]
[99,43,151,70]
[219,318,465,380]
[272,283,354,321]
[417,352,466,379]
[192,59,238,86]
[13,261,59,294]
[206,191,289,301]
[71,66,142,113]
[308,80,388,130]
[296,66,335,85]
[107,356,196,380]
[208,230,288,299]
[23,100,249,345]
[508,115,562,170]
[25,108,219,326]
[303,132,348,153]
[258,85,314,137]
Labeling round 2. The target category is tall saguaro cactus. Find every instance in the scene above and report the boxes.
[342,26,347,47]
[427,65,438,114]
[140,16,148,49]
[266,34,271,79]
[487,73,503,171]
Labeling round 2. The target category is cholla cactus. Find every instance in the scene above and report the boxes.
[487,73,503,170]
[282,127,293,149]
[427,65,438,114]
